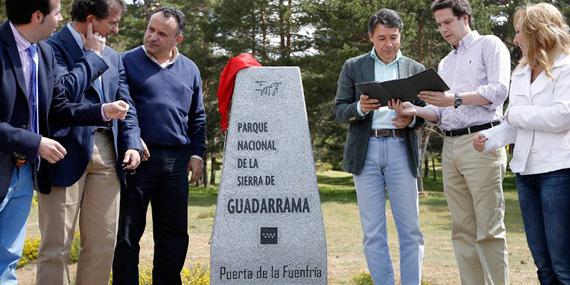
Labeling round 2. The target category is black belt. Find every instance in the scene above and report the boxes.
[444,121,500,137]
[370,129,404,138]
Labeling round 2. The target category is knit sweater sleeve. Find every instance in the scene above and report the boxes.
[187,63,207,158]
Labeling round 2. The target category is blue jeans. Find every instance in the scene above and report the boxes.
[516,168,570,285]
[353,137,424,285]
[0,164,33,285]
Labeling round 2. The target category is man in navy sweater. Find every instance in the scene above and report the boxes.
[112,7,206,285]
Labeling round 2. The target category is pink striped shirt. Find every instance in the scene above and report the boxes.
[426,31,511,131]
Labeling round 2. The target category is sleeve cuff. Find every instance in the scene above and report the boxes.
[408,115,417,128]
[191,155,203,162]
[100,104,111,122]
[356,101,368,118]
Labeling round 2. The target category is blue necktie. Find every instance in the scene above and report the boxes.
[94,77,104,102]
[26,44,39,135]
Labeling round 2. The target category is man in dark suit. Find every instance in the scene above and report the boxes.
[35,1,142,284]
[334,8,425,285]
[0,0,130,283]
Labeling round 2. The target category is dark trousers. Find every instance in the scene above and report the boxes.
[516,168,570,285]
[112,146,191,285]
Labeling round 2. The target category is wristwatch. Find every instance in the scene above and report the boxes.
[454,93,463,108]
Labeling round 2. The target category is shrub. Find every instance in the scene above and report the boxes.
[351,271,432,285]
[316,161,333,172]
[17,231,81,269]
[17,237,40,268]
[181,264,210,285]
[351,271,372,285]
[120,264,210,285]
[69,232,81,264]
[138,266,153,285]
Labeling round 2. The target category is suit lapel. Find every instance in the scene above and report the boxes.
[61,26,105,102]
[398,58,410,78]
[530,55,570,98]
[36,43,51,123]
[362,55,375,83]
[60,26,84,63]
[361,54,376,122]
[2,23,28,97]
[101,49,111,103]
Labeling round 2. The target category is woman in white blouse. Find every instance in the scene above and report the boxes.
[473,3,570,284]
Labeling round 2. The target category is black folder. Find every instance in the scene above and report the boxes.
[355,68,450,105]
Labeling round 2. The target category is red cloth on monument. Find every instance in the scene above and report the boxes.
[217,53,262,132]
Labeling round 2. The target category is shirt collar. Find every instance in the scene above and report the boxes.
[370,48,402,67]
[455,30,479,51]
[9,21,33,54]
[142,45,179,68]
[67,23,85,50]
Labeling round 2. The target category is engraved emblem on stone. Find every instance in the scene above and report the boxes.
[260,227,278,244]
[254,81,282,97]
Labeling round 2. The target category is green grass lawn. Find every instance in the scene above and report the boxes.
[18,169,537,285]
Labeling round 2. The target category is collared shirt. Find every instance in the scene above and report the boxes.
[357,49,402,129]
[426,30,511,131]
[9,22,38,132]
[142,45,179,68]
[9,22,36,98]
[67,23,84,49]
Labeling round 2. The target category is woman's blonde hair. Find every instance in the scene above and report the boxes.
[514,3,570,77]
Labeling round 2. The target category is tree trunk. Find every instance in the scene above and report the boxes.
[203,152,209,187]
[432,156,436,181]
[418,126,434,192]
[424,154,429,178]
[210,154,217,185]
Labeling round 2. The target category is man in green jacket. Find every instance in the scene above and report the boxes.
[334,8,425,285]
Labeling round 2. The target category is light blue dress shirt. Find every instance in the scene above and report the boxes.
[357,49,402,129]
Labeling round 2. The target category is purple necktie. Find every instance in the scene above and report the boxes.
[26,44,38,135]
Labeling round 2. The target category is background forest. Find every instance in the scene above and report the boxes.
[1,0,569,187]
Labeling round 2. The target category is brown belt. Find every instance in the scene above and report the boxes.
[370,129,404,138]
[12,153,27,168]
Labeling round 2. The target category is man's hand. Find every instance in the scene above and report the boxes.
[81,22,105,55]
[140,138,150,161]
[418,91,454,107]
[388,99,416,117]
[103,100,129,120]
[472,133,488,152]
[122,149,141,171]
[359,95,381,113]
[38,137,67,164]
[392,114,413,129]
[188,157,203,183]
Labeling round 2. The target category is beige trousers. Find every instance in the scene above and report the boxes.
[36,132,120,285]
[442,133,509,285]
